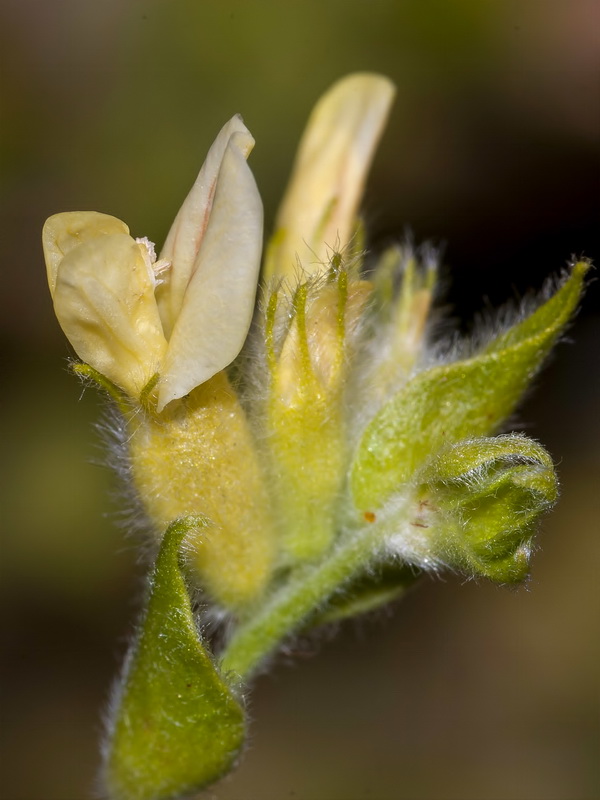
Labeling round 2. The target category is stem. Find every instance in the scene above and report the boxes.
[220,503,408,679]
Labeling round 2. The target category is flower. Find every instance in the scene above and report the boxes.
[43,115,263,412]
[42,72,587,602]
[44,72,588,800]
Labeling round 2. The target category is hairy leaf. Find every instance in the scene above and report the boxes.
[351,262,588,510]
[104,517,245,800]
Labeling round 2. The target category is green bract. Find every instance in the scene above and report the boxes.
[351,262,588,511]
[104,518,245,800]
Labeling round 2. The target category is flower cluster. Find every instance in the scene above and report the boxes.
[43,74,588,800]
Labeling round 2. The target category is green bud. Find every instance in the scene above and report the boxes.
[104,517,245,800]
[418,435,558,583]
[351,261,588,511]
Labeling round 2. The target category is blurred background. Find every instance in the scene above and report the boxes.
[1,1,598,798]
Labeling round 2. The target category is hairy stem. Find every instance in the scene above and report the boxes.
[220,501,410,679]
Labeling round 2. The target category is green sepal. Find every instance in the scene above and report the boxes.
[309,562,420,626]
[265,270,354,564]
[71,361,161,416]
[351,261,588,510]
[104,517,245,800]
[418,435,558,583]
[71,362,131,413]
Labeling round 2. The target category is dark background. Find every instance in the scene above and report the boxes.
[1,2,598,799]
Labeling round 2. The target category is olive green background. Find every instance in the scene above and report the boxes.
[1,1,598,799]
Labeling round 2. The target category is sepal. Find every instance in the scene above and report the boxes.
[103,517,245,800]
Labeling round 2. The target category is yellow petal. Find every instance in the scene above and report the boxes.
[53,233,168,398]
[158,115,254,337]
[157,131,263,411]
[264,73,395,281]
[43,212,130,296]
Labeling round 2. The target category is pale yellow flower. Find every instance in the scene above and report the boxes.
[264,72,395,281]
[43,116,263,411]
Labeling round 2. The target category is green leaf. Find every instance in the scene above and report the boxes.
[418,435,558,583]
[351,262,588,510]
[104,517,245,800]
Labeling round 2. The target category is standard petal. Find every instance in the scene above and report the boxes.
[157,131,263,411]
[43,212,130,296]
[158,115,254,337]
[53,234,168,398]
[264,73,395,280]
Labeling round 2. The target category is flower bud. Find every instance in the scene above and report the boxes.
[265,267,371,562]
[417,435,558,583]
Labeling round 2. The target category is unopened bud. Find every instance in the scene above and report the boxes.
[266,267,371,562]
[417,435,558,583]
